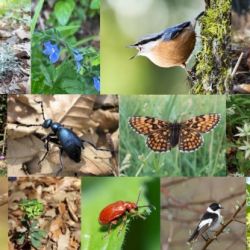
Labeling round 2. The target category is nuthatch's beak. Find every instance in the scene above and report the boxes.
[127,44,137,48]
[127,44,138,60]
[129,54,138,60]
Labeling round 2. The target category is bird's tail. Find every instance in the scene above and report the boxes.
[192,11,205,28]
[187,228,199,243]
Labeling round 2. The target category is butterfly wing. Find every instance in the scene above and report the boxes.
[128,116,170,135]
[178,127,203,152]
[183,114,221,133]
[146,129,172,152]
[129,116,172,152]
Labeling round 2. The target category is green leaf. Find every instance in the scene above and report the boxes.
[31,235,42,249]
[59,79,85,93]
[90,0,100,10]
[39,64,53,86]
[16,233,25,245]
[56,25,80,37]
[54,0,75,25]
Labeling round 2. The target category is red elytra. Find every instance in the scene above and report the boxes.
[98,191,152,234]
[99,200,138,225]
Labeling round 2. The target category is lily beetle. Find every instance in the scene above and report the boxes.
[98,191,153,235]
[17,100,110,175]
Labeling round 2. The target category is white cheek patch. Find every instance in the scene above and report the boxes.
[140,40,160,57]
[198,218,212,230]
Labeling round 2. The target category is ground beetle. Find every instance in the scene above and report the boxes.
[19,100,110,175]
[98,191,153,235]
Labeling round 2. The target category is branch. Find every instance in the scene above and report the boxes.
[201,199,246,250]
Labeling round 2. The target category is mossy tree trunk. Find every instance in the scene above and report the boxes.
[190,0,231,94]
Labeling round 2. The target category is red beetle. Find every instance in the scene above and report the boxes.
[98,191,152,234]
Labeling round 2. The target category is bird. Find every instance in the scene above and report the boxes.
[128,11,204,69]
[188,202,223,243]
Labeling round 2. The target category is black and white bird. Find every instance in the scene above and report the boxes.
[188,202,223,243]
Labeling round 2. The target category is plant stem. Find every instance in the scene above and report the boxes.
[31,0,44,34]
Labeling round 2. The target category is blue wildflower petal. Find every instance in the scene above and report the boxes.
[49,50,60,63]
[74,53,83,61]
[76,61,81,72]
[73,49,83,72]
[93,76,100,91]
[43,41,53,55]
[43,41,61,63]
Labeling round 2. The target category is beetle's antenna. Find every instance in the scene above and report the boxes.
[34,100,46,121]
[136,190,142,205]
[136,189,155,209]
[137,204,155,209]
[16,123,42,127]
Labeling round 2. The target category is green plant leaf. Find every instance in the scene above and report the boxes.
[54,0,75,25]
[31,235,42,249]
[90,0,100,10]
[16,233,25,245]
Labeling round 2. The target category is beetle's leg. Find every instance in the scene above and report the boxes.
[38,133,58,167]
[55,147,64,176]
[102,220,117,239]
[81,139,111,152]
[118,215,127,235]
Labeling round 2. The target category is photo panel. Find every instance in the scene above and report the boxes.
[0,177,8,249]
[8,176,80,249]
[161,177,246,250]
[31,0,100,94]
[0,0,30,94]
[120,95,226,177]
[232,0,250,94]
[0,94,7,176]
[227,95,250,176]
[81,177,160,250]
[247,177,250,249]
[7,95,118,176]
[101,0,231,95]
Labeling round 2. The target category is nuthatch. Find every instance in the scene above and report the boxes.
[129,12,204,69]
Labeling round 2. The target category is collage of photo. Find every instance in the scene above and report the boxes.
[0,0,250,249]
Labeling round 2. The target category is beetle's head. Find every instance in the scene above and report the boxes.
[42,119,52,129]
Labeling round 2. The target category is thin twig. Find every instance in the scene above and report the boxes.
[231,52,244,78]
[201,199,246,250]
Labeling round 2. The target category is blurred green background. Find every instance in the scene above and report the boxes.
[120,95,226,177]
[0,0,30,15]
[81,177,160,250]
[0,177,8,250]
[101,0,204,94]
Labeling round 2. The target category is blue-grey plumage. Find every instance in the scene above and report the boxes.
[129,12,204,68]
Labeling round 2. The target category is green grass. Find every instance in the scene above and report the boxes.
[81,177,160,250]
[120,95,226,177]
[227,95,250,175]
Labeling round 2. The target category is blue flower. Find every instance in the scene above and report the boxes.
[93,76,100,91]
[43,41,61,64]
[73,49,83,72]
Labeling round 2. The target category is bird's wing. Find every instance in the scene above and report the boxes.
[198,213,218,234]
[162,21,191,40]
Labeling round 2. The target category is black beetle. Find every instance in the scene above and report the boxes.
[18,100,111,175]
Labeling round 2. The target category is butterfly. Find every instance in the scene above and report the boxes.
[128,114,221,152]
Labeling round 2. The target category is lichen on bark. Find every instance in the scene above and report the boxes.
[189,0,231,94]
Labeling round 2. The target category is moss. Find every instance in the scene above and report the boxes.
[189,0,231,94]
